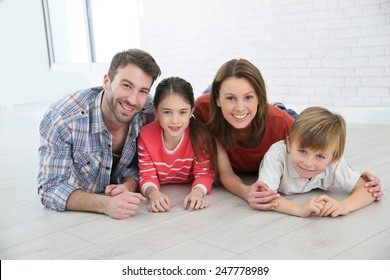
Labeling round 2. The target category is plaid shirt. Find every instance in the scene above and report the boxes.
[37,87,154,211]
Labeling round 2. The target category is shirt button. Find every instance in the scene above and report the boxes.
[106,167,110,170]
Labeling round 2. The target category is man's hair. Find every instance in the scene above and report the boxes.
[287,106,346,161]
[107,49,161,82]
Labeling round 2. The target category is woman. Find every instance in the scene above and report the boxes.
[194,58,383,210]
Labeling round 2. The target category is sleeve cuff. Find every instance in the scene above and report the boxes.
[141,183,159,196]
[192,184,207,197]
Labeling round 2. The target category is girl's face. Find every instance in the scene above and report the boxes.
[287,139,334,180]
[154,93,193,143]
[216,77,259,130]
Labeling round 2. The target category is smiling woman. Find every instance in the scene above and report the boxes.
[194,58,295,209]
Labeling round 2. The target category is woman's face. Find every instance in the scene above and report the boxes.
[216,77,259,129]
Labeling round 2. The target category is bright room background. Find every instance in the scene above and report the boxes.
[0,0,389,123]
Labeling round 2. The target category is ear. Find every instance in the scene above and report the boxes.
[286,136,291,153]
[103,74,110,90]
[152,104,158,117]
[216,96,221,107]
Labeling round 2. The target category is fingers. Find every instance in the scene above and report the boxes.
[249,200,279,210]
[248,189,280,210]
[148,198,171,212]
[363,175,383,201]
[249,190,280,203]
[252,180,271,192]
[129,192,147,202]
[105,184,116,195]
[183,196,209,211]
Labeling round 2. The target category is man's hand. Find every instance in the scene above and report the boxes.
[103,191,146,219]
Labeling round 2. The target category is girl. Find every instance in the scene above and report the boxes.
[138,77,217,212]
[257,106,377,217]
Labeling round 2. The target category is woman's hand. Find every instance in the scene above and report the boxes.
[361,171,383,201]
[247,180,280,210]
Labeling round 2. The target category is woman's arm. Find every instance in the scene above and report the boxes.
[217,141,279,209]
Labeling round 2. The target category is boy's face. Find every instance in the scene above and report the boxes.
[287,140,334,180]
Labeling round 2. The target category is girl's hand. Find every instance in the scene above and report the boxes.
[147,190,171,212]
[248,181,280,210]
[361,172,383,201]
[183,188,208,211]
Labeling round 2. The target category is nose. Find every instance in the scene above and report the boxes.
[235,99,245,111]
[126,90,137,104]
[302,157,314,167]
[172,112,179,123]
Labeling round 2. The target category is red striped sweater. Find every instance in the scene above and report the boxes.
[138,120,214,194]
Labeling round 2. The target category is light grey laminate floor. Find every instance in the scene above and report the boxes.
[0,103,389,261]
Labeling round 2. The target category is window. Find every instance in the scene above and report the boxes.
[42,0,142,68]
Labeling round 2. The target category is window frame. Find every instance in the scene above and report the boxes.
[41,0,143,72]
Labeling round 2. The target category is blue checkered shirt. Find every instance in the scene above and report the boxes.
[37,86,154,211]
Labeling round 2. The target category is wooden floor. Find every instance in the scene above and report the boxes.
[0,103,389,260]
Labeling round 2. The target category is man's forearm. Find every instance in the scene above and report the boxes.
[66,189,108,214]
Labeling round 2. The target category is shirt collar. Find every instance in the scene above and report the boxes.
[91,89,106,134]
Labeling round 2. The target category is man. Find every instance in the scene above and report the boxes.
[38,49,161,219]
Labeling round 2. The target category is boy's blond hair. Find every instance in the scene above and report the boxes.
[287,106,346,161]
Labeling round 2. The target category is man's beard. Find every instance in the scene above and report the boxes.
[106,90,141,124]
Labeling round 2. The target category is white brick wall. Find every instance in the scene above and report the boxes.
[141,0,390,122]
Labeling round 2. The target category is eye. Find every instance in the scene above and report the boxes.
[298,149,306,154]
[245,95,254,101]
[162,110,171,115]
[316,155,326,160]
[225,96,235,101]
[139,89,149,95]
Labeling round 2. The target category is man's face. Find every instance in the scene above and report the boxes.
[103,63,153,124]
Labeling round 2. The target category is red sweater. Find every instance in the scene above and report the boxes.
[138,120,214,193]
[194,93,294,173]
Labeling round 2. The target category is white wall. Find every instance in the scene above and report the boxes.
[142,0,390,123]
[0,0,100,108]
[1,0,389,124]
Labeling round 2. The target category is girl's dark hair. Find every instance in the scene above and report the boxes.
[210,58,268,148]
[154,77,218,173]
[108,49,161,82]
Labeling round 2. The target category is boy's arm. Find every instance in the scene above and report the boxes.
[320,177,375,217]
[271,195,325,218]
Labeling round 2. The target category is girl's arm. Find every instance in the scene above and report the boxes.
[320,177,375,217]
